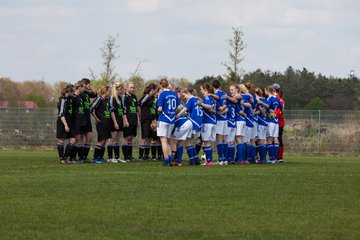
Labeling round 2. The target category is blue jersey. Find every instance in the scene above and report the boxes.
[241,94,254,127]
[157,90,180,124]
[174,116,189,128]
[267,95,282,124]
[202,96,216,125]
[258,97,268,126]
[251,94,258,123]
[185,96,203,131]
[234,95,245,122]
[227,98,236,128]
[215,90,227,121]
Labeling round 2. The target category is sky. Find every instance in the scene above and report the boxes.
[1,0,359,84]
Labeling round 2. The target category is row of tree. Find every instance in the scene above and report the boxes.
[1,66,359,110]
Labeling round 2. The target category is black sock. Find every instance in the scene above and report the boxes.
[94,145,102,159]
[144,146,150,159]
[129,144,133,159]
[77,144,84,160]
[57,143,64,159]
[151,144,157,158]
[107,144,113,159]
[70,144,76,160]
[64,144,73,160]
[100,146,106,158]
[114,144,120,159]
[73,144,78,160]
[122,145,128,160]
[139,145,145,158]
[84,144,91,159]
[195,142,202,155]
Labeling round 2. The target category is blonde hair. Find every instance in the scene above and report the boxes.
[239,84,248,94]
[112,82,124,105]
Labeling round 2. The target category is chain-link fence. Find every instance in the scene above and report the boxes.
[0,108,359,155]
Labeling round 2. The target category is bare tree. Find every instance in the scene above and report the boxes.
[89,34,120,89]
[223,27,246,83]
[131,57,149,77]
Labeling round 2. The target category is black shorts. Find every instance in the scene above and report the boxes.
[123,125,137,138]
[56,119,75,139]
[110,115,124,132]
[73,116,86,136]
[141,121,156,139]
[96,121,111,142]
[82,113,93,133]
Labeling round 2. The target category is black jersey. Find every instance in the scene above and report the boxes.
[72,94,85,122]
[57,97,73,122]
[90,96,111,123]
[138,94,156,122]
[110,95,124,130]
[123,93,138,126]
[82,91,97,113]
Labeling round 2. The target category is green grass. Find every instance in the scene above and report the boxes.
[0,151,359,240]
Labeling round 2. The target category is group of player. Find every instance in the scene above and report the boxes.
[156,79,285,166]
[56,77,285,166]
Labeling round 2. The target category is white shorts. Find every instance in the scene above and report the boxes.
[267,122,279,138]
[173,120,193,141]
[216,120,229,136]
[258,125,267,140]
[157,121,175,139]
[251,122,258,139]
[227,127,236,143]
[244,126,253,143]
[192,130,201,138]
[201,123,216,142]
[236,121,246,137]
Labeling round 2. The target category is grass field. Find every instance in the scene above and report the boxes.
[0,150,359,240]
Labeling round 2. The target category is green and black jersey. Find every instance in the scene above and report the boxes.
[138,94,156,122]
[123,93,138,126]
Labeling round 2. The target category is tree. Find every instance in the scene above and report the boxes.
[90,34,120,90]
[223,27,246,84]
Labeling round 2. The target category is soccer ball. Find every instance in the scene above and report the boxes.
[201,152,206,163]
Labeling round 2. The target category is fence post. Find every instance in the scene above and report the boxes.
[317,110,321,155]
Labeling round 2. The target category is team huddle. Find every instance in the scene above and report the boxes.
[56,78,285,166]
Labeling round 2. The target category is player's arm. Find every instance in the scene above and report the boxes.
[157,93,163,114]
[109,97,119,129]
[209,93,219,100]
[217,106,228,115]
[258,99,269,109]
[137,105,141,126]
[60,116,69,132]
[89,96,101,123]
[176,105,188,119]
[223,94,237,104]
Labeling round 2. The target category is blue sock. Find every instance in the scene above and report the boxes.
[204,146,213,162]
[217,143,223,162]
[246,144,252,161]
[164,157,171,164]
[267,144,274,160]
[191,146,199,163]
[259,144,267,161]
[228,144,235,162]
[186,145,195,164]
[176,145,183,163]
[168,155,174,163]
[250,145,256,163]
[273,143,279,161]
[223,143,228,161]
[236,143,242,161]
